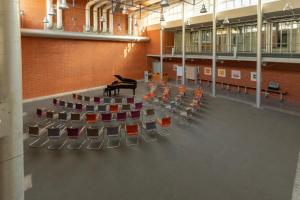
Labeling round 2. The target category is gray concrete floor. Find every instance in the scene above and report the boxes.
[24,82,300,200]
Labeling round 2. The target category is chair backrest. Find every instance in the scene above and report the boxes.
[86,127,99,137]
[98,104,107,112]
[58,112,67,120]
[36,108,43,117]
[67,102,74,109]
[101,113,112,122]
[29,125,39,136]
[134,102,143,110]
[121,104,131,111]
[109,104,119,113]
[126,97,134,104]
[145,121,156,130]
[116,112,127,121]
[46,111,54,119]
[94,96,101,104]
[126,124,138,136]
[71,113,81,121]
[67,127,81,138]
[72,94,76,100]
[77,95,83,100]
[103,97,111,104]
[114,97,123,104]
[130,110,140,119]
[161,117,171,127]
[86,104,95,112]
[75,103,83,110]
[59,100,66,107]
[84,96,90,102]
[86,113,97,123]
[53,98,58,105]
[145,108,155,116]
[48,126,61,137]
[186,108,193,117]
[106,126,120,136]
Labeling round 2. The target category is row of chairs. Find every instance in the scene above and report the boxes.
[71,94,135,105]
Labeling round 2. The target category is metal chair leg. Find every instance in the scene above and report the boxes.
[67,139,86,150]
[86,134,104,150]
[106,135,121,149]
[47,139,67,150]
[142,130,157,143]
[29,136,49,148]
[126,135,139,146]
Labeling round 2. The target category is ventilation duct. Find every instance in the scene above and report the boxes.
[93,1,109,32]
[45,0,54,29]
[57,0,63,30]
[85,0,102,32]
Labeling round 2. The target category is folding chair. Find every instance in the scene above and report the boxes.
[66,126,86,150]
[28,119,53,147]
[109,104,119,113]
[75,103,83,111]
[116,111,127,122]
[36,108,46,117]
[134,102,143,111]
[180,107,193,124]
[129,110,141,121]
[103,97,112,104]
[67,102,74,109]
[47,122,67,150]
[157,116,172,136]
[72,93,77,100]
[98,104,107,113]
[46,110,57,119]
[114,97,123,104]
[86,126,104,150]
[77,95,83,101]
[58,111,68,121]
[86,113,98,124]
[59,100,66,107]
[101,113,112,125]
[142,108,155,120]
[86,104,95,112]
[106,125,121,148]
[126,97,135,104]
[70,112,82,121]
[121,104,131,112]
[84,96,90,102]
[94,96,101,104]
[142,120,157,143]
[53,98,58,106]
[125,123,139,146]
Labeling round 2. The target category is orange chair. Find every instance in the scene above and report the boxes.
[125,124,139,146]
[86,113,97,123]
[194,88,203,99]
[109,104,119,113]
[157,116,172,136]
[178,85,186,96]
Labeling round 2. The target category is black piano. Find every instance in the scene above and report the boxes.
[104,75,137,96]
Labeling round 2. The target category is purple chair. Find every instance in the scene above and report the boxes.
[94,96,101,104]
[76,103,83,111]
[134,102,143,110]
[101,113,112,123]
[66,126,86,149]
[116,112,127,122]
[130,110,141,120]
[127,97,135,104]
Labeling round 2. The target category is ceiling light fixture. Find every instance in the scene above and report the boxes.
[161,0,169,7]
[200,4,207,13]
[223,17,230,24]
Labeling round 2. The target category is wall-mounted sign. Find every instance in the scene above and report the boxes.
[204,67,211,75]
[251,72,257,81]
[218,69,226,77]
[231,70,241,79]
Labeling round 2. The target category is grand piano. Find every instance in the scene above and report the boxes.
[104,75,137,96]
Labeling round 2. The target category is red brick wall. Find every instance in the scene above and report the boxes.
[22,37,147,99]
[150,58,300,103]
[146,30,174,55]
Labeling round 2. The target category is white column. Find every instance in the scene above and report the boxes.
[256,0,262,108]
[181,2,185,85]
[160,27,164,80]
[212,0,217,97]
[56,0,63,30]
[109,9,113,34]
[0,0,24,200]
[46,0,53,29]
[128,14,133,35]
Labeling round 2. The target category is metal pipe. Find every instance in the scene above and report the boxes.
[256,0,262,108]
[128,14,133,35]
[181,1,185,85]
[133,15,138,36]
[56,0,63,30]
[93,1,109,32]
[85,0,101,32]
[160,26,163,80]
[46,0,54,29]
[0,0,24,199]
[212,0,216,97]
[109,8,114,34]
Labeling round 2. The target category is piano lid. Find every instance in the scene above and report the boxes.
[114,75,137,84]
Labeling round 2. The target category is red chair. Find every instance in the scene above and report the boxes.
[125,124,139,146]
[109,104,119,113]
[86,113,97,123]
[94,96,101,104]
[157,116,172,136]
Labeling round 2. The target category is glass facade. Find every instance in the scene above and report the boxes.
[172,20,300,54]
